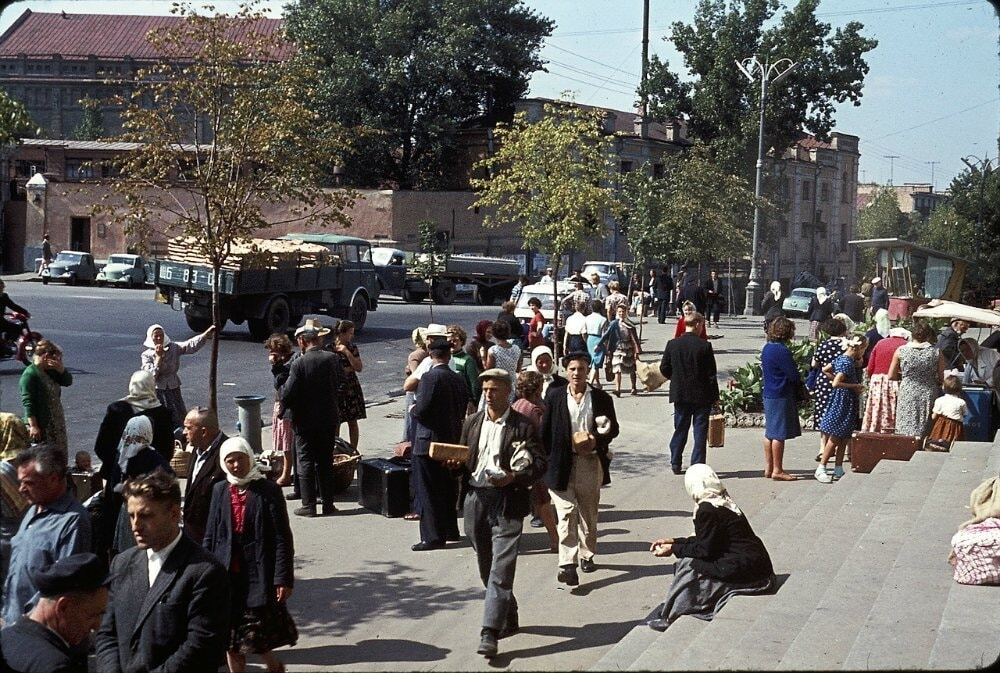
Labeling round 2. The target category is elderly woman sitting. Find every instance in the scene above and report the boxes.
[646,464,775,630]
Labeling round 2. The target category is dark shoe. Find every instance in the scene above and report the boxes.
[285,491,301,501]
[529,516,544,528]
[477,628,499,658]
[500,607,519,639]
[321,503,338,516]
[557,565,579,586]
[293,506,317,517]
[671,465,683,475]
[411,541,446,552]
[445,533,462,542]
[647,618,670,632]
[580,557,597,573]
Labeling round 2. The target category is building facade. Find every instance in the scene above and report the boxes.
[856,182,948,221]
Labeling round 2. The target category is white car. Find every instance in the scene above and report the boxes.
[97,254,148,288]
[514,281,594,322]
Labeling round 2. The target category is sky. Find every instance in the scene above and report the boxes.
[0,0,996,189]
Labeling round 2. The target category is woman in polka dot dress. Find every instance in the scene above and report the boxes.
[810,318,848,457]
[816,336,867,483]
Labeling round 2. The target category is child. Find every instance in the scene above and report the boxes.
[816,335,867,483]
[73,450,93,473]
[928,375,967,444]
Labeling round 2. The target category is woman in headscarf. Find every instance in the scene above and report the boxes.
[111,416,172,555]
[861,308,890,369]
[806,287,834,341]
[760,281,785,334]
[861,326,910,433]
[19,339,71,453]
[949,476,1000,585]
[204,437,296,673]
[94,370,175,474]
[526,345,567,397]
[646,464,774,630]
[673,300,709,339]
[140,323,215,430]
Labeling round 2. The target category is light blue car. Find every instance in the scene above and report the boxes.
[782,287,816,317]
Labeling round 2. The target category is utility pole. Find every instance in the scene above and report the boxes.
[926,161,940,191]
[640,0,650,140]
[883,155,899,185]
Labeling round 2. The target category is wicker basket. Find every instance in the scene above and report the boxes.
[331,453,360,493]
[170,448,193,479]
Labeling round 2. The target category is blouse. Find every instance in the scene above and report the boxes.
[933,394,967,422]
[141,332,208,390]
[866,336,906,377]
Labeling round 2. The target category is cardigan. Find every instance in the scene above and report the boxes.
[19,364,72,429]
[761,341,800,399]
[672,501,774,583]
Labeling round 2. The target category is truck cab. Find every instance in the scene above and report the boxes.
[280,233,379,325]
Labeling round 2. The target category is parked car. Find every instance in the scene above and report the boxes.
[97,253,148,288]
[580,261,628,287]
[514,281,593,323]
[40,251,98,285]
[782,287,817,317]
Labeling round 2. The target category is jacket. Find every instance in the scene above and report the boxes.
[203,479,294,609]
[94,402,175,479]
[659,332,720,407]
[18,364,72,431]
[460,408,546,519]
[542,384,620,491]
[807,297,833,323]
[761,341,801,399]
[672,502,774,583]
[279,347,341,436]
[182,432,227,546]
[94,532,230,673]
[1,616,85,673]
[411,363,469,456]
[761,293,785,324]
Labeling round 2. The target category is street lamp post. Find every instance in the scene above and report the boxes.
[735,56,798,315]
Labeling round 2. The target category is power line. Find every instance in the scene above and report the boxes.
[544,43,641,79]
[546,58,639,90]
[584,43,642,105]
[869,96,1000,142]
[537,67,637,98]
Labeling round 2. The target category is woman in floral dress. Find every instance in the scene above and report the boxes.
[889,321,944,438]
[332,320,366,450]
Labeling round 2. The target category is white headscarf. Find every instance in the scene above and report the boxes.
[833,313,855,334]
[888,327,912,340]
[219,437,265,487]
[117,415,153,476]
[874,308,890,338]
[816,287,829,305]
[684,464,742,519]
[769,281,781,301]
[143,324,171,349]
[121,370,161,412]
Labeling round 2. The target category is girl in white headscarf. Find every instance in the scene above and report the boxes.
[807,287,834,341]
[646,464,774,630]
[204,437,296,673]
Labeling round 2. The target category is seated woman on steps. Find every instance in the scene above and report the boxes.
[645,464,775,631]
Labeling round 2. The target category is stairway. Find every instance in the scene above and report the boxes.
[590,440,1000,671]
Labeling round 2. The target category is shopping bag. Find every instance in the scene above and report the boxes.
[708,414,726,447]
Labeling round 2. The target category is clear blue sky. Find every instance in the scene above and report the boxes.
[2,0,996,189]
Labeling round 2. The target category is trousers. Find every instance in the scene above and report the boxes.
[412,454,460,544]
[295,432,335,510]
[669,403,710,468]
[548,453,602,567]
[463,487,522,631]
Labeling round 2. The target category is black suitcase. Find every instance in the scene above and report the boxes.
[358,457,411,517]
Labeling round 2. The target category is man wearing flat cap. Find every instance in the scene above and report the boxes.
[1,553,108,673]
[409,332,469,551]
[937,316,970,370]
[280,319,342,517]
[454,368,546,658]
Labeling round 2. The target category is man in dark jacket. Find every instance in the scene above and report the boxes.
[280,321,341,517]
[410,335,469,551]
[937,317,970,369]
[542,351,619,587]
[454,368,545,658]
[659,312,720,474]
[655,267,674,323]
[679,275,707,315]
[181,407,227,543]
[870,276,889,316]
[841,285,865,323]
[95,471,229,673]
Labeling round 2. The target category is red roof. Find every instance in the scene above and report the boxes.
[0,10,287,60]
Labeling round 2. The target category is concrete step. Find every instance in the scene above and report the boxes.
[589,624,662,672]
[628,615,708,670]
[713,457,918,670]
[659,592,773,671]
[842,444,993,670]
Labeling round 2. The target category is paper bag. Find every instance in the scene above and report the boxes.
[708,414,726,447]
[636,360,667,391]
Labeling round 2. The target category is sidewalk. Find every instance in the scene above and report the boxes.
[258,313,833,671]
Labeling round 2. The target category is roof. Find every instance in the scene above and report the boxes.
[847,237,970,264]
[281,233,371,246]
[0,10,286,61]
[796,134,834,150]
[21,138,202,152]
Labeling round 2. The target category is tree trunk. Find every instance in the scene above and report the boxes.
[552,257,562,362]
[209,261,221,412]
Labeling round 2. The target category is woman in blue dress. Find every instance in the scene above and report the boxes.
[816,336,867,483]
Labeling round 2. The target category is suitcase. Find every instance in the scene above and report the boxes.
[708,414,725,447]
[358,457,411,517]
[849,431,920,473]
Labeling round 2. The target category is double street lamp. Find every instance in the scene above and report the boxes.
[735,56,798,315]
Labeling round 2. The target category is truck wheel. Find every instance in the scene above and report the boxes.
[66,274,77,286]
[478,288,494,305]
[185,313,213,332]
[248,296,291,340]
[349,294,368,330]
[401,288,427,304]
[431,280,456,305]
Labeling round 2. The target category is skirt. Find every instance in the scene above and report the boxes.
[928,415,964,443]
[763,396,801,441]
[649,557,775,628]
[156,387,187,430]
[861,374,899,433]
[612,346,636,374]
[587,334,605,369]
[272,402,294,453]
[229,571,298,654]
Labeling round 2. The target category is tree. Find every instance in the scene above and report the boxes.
[470,100,617,358]
[96,3,353,410]
[409,219,445,322]
[931,162,1000,294]
[284,0,552,189]
[642,0,877,178]
[72,97,104,141]
[913,203,976,264]
[0,90,36,146]
[855,186,913,274]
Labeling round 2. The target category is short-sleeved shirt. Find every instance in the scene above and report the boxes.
[933,393,967,421]
[565,312,587,336]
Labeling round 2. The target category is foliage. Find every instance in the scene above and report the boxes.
[934,161,1000,295]
[470,99,617,358]
[409,219,444,321]
[641,0,877,178]
[719,338,815,421]
[855,186,915,272]
[284,0,552,189]
[912,203,976,265]
[95,2,353,409]
[0,89,36,147]
[72,97,104,141]
[617,163,670,267]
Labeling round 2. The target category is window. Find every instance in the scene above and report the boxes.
[65,158,96,180]
[801,180,811,201]
[841,171,850,203]
[620,160,633,174]
[820,182,830,202]
[652,163,664,178]
[14,160,44,177]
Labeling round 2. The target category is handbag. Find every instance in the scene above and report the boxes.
[795,380,810,405]
[950,518,1000,585]
[708,414,725,447]
[805,367,820,392]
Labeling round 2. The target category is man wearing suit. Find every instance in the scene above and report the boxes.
[659,312,720,474]
[704,269,722,328]
[180,406,226,544]
[95,471,229,673]
[542,352,620,587]
[280,321,341,517]
[410,335,469,550]
[655,266,674,323]
[454,368,546,658]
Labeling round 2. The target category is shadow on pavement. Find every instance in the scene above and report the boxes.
[569,561,665,597]
[599,508,690,523]
[488,619,645,666]
[280,638,449,666]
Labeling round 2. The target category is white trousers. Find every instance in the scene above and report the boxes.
[549,453,602,567]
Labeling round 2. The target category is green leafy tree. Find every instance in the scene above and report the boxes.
[72,96,104,141]
[855,186,914,274]
[409,219,445,321]
[470,100,616,358]
[96,3,353,409]
[618,164,671,270]
[0,90,36,146]
[934,162,1000,294]
[284,0,552,189]
[642,0,877,177]
[913,203,976,263]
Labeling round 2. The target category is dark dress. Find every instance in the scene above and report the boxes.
[760,293,785,331]
[334,342,366,422]
[811,338,844,430]
[818,354,860,438]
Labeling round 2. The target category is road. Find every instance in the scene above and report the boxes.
[0,279,498,459]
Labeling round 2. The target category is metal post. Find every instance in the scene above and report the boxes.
[234,394,267,455]
[744,65,768,316]
[640,0,650,140]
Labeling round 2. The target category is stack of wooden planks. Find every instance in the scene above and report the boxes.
[165,237,340,270]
